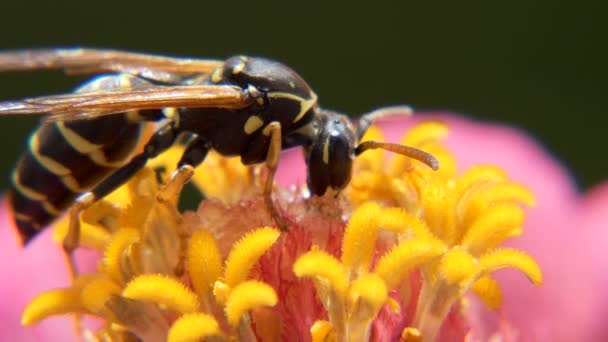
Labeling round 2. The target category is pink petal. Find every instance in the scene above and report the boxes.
[276,145,307,187]
[0,199,99,341]
[571,182,608,341]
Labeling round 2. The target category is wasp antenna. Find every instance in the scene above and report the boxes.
[355,141,439,170]
[357,105,413,139]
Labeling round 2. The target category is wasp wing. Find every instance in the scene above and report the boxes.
[0,48,223,79]
[0,85,252,122]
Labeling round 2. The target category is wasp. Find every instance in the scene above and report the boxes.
[0,48,438,268]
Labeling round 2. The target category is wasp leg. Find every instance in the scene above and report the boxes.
[177,136,210,168]
[62,122,180,277]
[151,137,210,277]
[157,136,210,204]
[263,122,288,231]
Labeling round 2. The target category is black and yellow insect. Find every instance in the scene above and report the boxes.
[0,48,438,253]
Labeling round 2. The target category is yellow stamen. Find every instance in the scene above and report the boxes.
[454,165,508,199]
[470,275,503,310]
[374,237,446,289]
[348,273,388,315]
[80,277,121,314]
[225,280,278,327]
[461,204,524,255]
[401,327,422,342]
[420,178,457,243]
[293,250,349,298]
[104,228,141,284]
[167,313,222,342]
[122,274,199,313]
[213,281,231,305]
[22,288,83,325]
[187,229,223,297]
[224,227,280,288]
[478,248,543,285]
[379,207,433,238]
[311,320,336,342]
[22,275,97,325]
[341,202,382,272]
[350,173,397,205]
[462,182,536,227]
[438,248,478,286]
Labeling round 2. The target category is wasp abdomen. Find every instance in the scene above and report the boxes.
[9,113,148,243]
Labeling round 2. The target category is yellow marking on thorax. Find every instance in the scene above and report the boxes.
[211,68,223,83]
[232,62,246,75]
[323,135,330,165]
[163,107,180,128]
[126,110,144,123]
[244,116,264,134]
[267,91,318,124]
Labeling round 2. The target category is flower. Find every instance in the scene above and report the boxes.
[0,112,606,341]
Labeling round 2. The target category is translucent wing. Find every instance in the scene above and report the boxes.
[0,48,223,79]
[0,85,252,122]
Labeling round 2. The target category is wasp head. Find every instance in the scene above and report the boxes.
[304,106,440,197]
[305,110,358,196]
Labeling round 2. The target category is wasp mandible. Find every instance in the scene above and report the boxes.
[0,48,438,271]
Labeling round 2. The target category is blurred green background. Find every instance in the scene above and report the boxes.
[0,0,605,191]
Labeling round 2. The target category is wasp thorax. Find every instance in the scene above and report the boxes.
[220,56,314,99]
[306,113,357,196]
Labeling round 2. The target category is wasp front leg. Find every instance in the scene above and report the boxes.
[262,121,288,230]
[63,121,180,277]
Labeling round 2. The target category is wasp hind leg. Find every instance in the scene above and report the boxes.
[62,122,180,278]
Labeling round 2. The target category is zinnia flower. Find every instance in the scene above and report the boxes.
[0,112,605,341]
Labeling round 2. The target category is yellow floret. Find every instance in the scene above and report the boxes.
[225,280,277,327]
[167,313,222,342]
[224,227,280,288]
[122,274,199,314]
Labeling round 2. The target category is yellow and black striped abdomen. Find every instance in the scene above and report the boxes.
[9,113,148,243]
